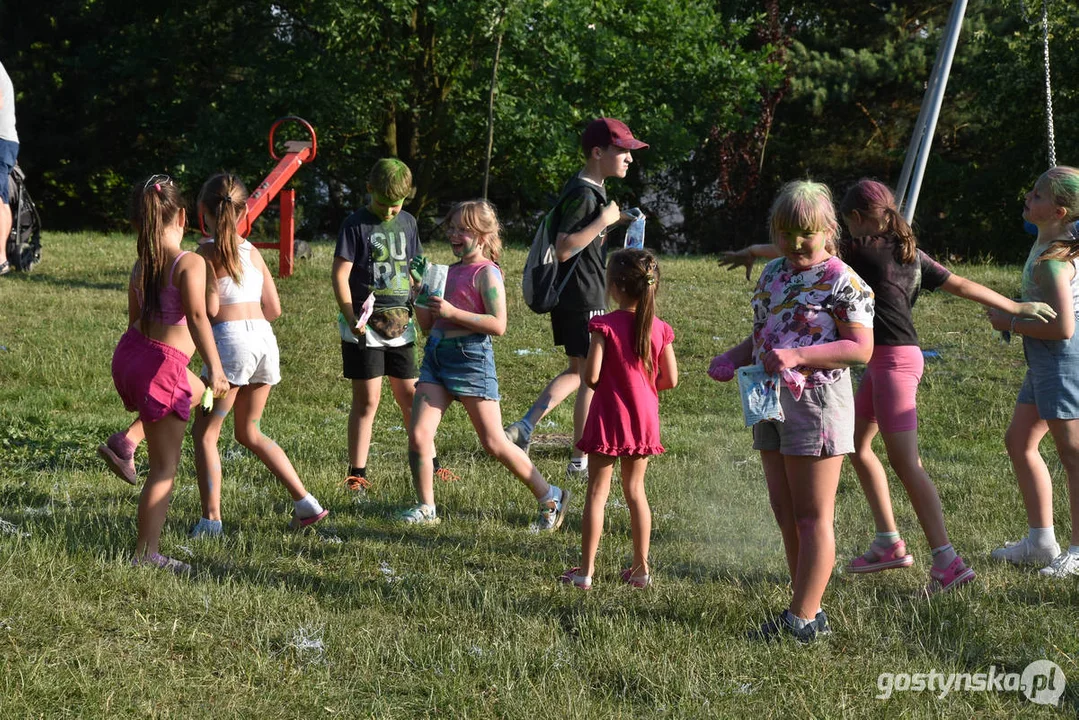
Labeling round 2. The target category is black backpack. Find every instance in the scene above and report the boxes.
[521,183,603,314]
[6,164,41,272]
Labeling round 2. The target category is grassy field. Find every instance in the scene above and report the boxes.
[0,232,1076,718]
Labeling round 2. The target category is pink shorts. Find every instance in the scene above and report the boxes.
[111,328,194,424]
[853,345,924,433]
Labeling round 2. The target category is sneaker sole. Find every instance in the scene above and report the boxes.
[97,444,138,485]
[290,509,330,531]
[551,487,572,531]
[846,554,915,574]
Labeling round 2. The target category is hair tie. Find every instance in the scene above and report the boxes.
[153,183,161,193]
[646,274,656,286]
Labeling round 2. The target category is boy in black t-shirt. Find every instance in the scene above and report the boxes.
[505,118,648,478]
[332,158,451,490]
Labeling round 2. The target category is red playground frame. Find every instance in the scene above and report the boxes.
[240,116,317,278]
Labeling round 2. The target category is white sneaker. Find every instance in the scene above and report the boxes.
[565,458,588,480]
[1039,551,1079,577]
[990,536,1061,566]
[398,503,440,526]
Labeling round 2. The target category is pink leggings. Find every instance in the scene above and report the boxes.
[853,345,924,433]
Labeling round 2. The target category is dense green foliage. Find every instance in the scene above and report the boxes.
[2,1,1078,258]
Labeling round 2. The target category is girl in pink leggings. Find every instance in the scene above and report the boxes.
[111,175,229,574]
[721,179,1056,594]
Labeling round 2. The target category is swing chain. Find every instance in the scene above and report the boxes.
[1041,0,1056,167]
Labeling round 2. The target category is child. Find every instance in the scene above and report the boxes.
[190,173,328,536]
[112,174,229,574]
[721,179,1056,593]
[559,249,677,590]
[400,200,571,530]
[988,166,1079,576]
[711,181,874,641]
[504,118,647,480]
[332,158,451,492]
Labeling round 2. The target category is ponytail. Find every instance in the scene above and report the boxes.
[883,206,918,264]
[198,173,249,283]
[131,175,185,331]
[606,248,659,377]
[841,178,918,264]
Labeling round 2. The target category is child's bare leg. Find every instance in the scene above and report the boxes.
[579,454,616,578]
[848,417,898,534]
[348,377,382,470]
[192,385,239,520]
[1005,403,1053,528]
[234,384,306,500]
[786,454,843,621]
[124,418,146,446]
[1047,418,1079,547]
[620,456,651,577]
[762,450,797,580]
[571,364,594,462]
[409,383,451,506]
[136,409,191,558]
[521,359,582,429]
[462,396,550,498]
[881,429,948,548]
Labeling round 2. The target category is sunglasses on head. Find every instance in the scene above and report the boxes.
[143,173,174,192]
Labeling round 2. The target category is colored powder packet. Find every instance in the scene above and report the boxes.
[780,368,806,401]
[624,207,645,249]
[415,264,449,307]
[200,386,214,412]
[737,365,784,426]
[354,292,375,330]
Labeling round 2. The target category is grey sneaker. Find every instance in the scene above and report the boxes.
[991,537,1060,566]
[1039,551,1079,577]
[504,421,532,454]
[531,486,572,532]
[132,552,192,577]
[190,518,223,539]
[565,458,588,481]
[398,503,440,526]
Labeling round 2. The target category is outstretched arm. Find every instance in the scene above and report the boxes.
[718,244,778,281]
[988,260,1075,341]
[941,274,1055,323]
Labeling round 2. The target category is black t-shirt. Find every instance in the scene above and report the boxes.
[334,207,422,310]
[840,233,952,347]
[552,174,608,310]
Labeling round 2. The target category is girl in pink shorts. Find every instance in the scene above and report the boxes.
[111,175,228,575]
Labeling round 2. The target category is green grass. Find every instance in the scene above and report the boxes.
[0,233,1076,718]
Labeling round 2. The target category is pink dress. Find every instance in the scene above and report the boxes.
[577,310,674,456]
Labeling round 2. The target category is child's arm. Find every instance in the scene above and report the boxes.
[554,201,621,262]
[940,273,1055,322]
[656,343,678,391]
[709,336,753,381]
[252,247,282,321]
[415,305,435,334]
[331,256,364,337]
[762,322,873,373]
[427,265,507,336]
[196,246,221,320]
[988,260,1075,340]
[718,244,778,280]
[583,331,605,390]
[176,254,229,397]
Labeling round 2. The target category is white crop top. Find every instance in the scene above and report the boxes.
[207,239,264,305]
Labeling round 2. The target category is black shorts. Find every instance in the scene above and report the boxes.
[342,341,418,380]
[551,307,604,358]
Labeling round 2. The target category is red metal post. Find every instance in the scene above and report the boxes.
[279,189,295,277]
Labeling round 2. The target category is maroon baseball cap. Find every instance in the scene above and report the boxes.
[581,118,649,153]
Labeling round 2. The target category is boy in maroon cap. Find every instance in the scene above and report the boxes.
[505,117,648,478]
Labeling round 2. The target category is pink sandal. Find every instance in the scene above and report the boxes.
[620,568,651,589]
[559,566,592,590]
[289,509,329,531]
[846,539,914,574]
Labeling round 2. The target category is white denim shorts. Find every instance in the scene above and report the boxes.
[203,319,281,386]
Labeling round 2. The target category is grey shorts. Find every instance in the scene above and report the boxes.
[752,373,855,457]
[1019,335,1079,420]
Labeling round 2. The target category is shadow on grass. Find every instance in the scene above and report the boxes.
[15,272,126,293]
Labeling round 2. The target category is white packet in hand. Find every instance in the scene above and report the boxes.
[624,207,645,249]
[737,365,784,426]
[415,264,449,307]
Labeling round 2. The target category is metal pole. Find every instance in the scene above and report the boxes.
[899,0,968,223]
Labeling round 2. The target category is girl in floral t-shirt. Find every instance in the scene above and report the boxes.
[711,181,874,642]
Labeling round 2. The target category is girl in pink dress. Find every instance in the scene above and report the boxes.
[560,249,678,589]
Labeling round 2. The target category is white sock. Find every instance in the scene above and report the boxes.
[294,493,324,519]
[1029,527,1056,546]
[569,457,587,469]
[788,611,811,629]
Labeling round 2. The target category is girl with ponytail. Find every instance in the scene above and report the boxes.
[560,248,679,590]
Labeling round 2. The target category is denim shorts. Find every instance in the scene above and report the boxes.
[418,333,500,401]
[1019,334,1079,420]
[0,139,18,205]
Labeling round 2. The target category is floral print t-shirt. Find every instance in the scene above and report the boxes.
[751,255,875,388]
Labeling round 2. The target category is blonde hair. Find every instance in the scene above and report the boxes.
[197,173,249,283]
[448,199,502,262]
[768,180,840,246]
[1037,166,1079,264]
